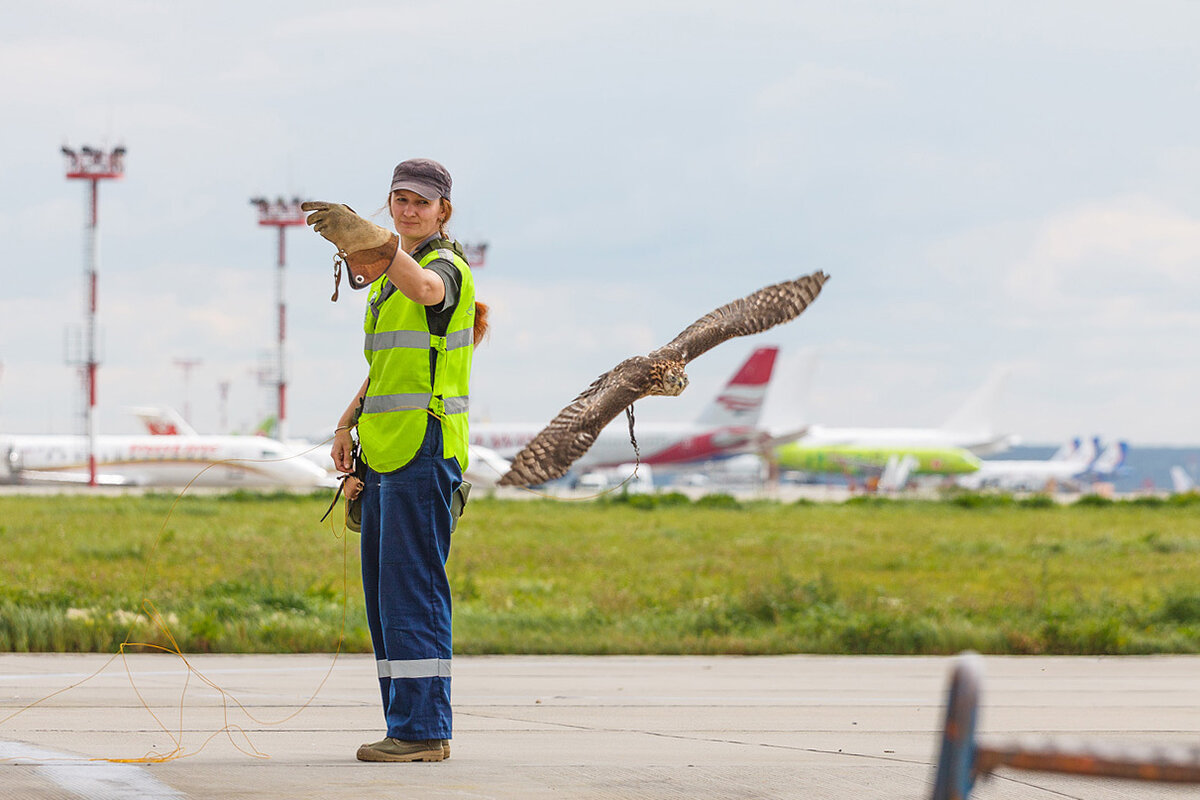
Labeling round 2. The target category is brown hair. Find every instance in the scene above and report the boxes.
[437,198,453,238]
[473,301,489,346]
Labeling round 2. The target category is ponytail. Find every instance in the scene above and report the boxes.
[473,301,489,346]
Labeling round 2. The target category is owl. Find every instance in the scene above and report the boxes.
[499,271,829,487]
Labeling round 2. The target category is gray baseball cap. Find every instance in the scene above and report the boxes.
[390,158,452,201]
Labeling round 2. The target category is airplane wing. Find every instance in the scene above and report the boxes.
[16,469,135,487]
[758,426,810,449]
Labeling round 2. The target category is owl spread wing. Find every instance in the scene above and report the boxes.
[651,271,828,364]
[496,271,830,487]
[497,357,653,487]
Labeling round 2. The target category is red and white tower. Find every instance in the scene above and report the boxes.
[62,144,125,487]
[250,197,306,442]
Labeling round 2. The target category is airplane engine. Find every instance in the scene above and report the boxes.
[0,445,20,484]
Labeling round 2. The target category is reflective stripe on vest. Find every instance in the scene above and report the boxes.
[364,328,473,353]
[363,393,469,416]
[376,658,452,679]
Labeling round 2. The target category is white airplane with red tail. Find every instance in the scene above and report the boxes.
[133,407,512,490]
[0,432,334,488]
[471,346,802,476]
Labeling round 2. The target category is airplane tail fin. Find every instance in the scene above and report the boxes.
[1050,437,1081,462]
[1072,436,1099,469]
[695,346,779,427]
[1170,466,1195,494]
[1090,440,1128,477]
[760,346,818,434]
[131,406,199,437]
[940,366,1010,435]
[879,454,918,492]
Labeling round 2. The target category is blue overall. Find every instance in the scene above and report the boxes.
[360,417,459,741]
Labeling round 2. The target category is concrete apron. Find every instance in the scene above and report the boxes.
[1,653,1198,800]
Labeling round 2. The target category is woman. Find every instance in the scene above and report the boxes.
[328,158,485,763]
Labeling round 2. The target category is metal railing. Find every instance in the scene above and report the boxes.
[931,652,1200,799]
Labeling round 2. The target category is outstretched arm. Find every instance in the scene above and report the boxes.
[385,250,446,306]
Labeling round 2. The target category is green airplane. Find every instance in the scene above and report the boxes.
[774,442,981,476]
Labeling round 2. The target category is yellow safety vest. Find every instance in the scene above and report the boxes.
[358,240,475,472]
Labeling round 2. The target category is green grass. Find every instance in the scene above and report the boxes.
[1,491,1199,655]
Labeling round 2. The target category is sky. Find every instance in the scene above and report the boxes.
[2,1,1199,446]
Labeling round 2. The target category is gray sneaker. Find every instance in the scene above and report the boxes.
[356,737,444,762]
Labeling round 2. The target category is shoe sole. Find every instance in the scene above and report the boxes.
[356,744,444,763]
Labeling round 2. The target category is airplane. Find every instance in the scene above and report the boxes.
[133,406,511,489]
[471,347,796,477]
[769,360,1020,456]
[134,406,337,473]
[0,433,335,488]
[773,442,982,478]
[954,437,1113,492]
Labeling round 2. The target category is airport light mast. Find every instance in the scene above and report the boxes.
[62,144,125,487]
[217,380,231,433]
[173,357,202,426]
[249,197,306,443]
[463,242,488,268]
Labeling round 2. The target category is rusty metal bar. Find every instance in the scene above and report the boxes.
[976,739,1200,783]
[931,653,1200,799]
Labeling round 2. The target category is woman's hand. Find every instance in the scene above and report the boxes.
[331,428,356,473]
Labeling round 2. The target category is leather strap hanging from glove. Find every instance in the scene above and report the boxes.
[301,201,399,300]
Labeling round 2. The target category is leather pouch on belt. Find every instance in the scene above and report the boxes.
[320,442,368,533]
[450,481,471,534]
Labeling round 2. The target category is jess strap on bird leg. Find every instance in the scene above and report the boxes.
[301,201,399,298]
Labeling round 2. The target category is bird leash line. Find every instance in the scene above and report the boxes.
[0,436,353,765]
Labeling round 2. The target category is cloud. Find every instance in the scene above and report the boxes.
[925,196,1200,334]
[1007,195,1200,301]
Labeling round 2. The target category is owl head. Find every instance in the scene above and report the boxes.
[660,363,689,396]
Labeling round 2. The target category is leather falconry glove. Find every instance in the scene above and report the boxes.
[301,201,399,299]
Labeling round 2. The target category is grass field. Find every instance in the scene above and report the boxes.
[1,491,1198,655]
